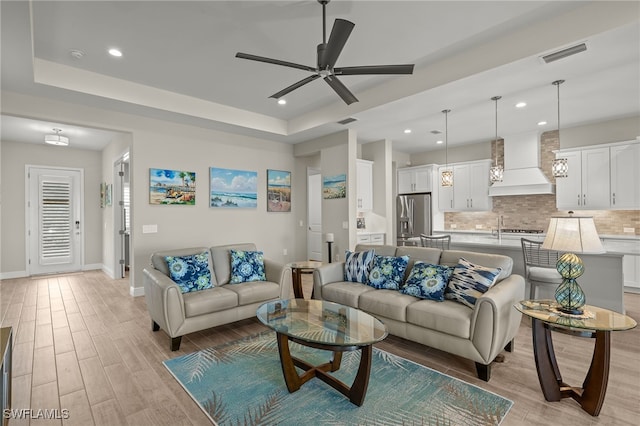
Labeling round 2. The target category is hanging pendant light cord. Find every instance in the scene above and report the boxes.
[442,109,450,167]
[553,80,565,139]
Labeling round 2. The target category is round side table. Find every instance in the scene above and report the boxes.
[514,300,636,416]
[287,261,324,299]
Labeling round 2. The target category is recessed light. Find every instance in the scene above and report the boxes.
[108,48,123,57]
[277,99,286,105]
[404,129,412,134]
[538,121,547,126]
[436,140,443,144]
[515,102,527,108]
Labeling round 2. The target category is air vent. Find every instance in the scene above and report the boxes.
[430,130,442,134]
[542,43,587,63]
[337,117,357,125]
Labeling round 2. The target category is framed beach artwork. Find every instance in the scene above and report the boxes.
[210,167,257,208]
[149,168,196,205]
[323,173,347,199]
[267,169,291,212]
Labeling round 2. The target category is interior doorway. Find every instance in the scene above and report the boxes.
[307,168,322,261]
[27,166,83,275]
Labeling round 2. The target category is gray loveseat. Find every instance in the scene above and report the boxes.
[312,244,525,381]
[143,243,291,350]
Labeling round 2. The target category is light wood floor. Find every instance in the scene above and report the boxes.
[1,270,638,425]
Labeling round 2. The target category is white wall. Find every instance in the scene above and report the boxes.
[2,92,300,291]
[560,115,640,149]
[0,140,103,276]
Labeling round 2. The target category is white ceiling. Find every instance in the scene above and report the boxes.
[1,1,638,153]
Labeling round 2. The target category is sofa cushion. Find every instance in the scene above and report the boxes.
[395,246,442,282]
[165,252,214,293]
[151,247,217,285]
[321,282,374,308]
[355,244,398,257]
[359,290,417,322]
[367,255,410,290]
[445,258,502,308]
[401,262,453,301]
[439,250,512,281]
[182,286,238,318]
[406,299,472,339]
[210,243,257,284]
[229,249,266,283]
[344,249,376,283]
[224,281,281,305]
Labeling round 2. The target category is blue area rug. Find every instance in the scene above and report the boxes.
[164,331,512,425]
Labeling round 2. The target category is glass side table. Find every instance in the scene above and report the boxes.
[514,300,637,416]
[287,261,324,299]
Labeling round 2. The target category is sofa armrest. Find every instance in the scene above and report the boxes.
[312,262,345,299]
[263,258,291,300]
[143,267,186,337]
[469,274,525,363]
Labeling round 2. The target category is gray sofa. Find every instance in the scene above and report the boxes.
[312,244,525,381]
[143,243,291,350]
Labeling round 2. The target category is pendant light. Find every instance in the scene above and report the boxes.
[552,80,568,178]
[489,96,503,183]
[440,109,453,187]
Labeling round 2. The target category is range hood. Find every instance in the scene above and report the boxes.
[488,131,555,196]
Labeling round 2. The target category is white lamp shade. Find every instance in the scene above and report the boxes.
[326,233,334,243]
[542,216,605,253]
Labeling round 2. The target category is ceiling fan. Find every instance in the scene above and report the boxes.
[235,0,415,105]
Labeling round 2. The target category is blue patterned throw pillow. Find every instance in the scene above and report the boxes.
[165,252,213,294]
[445,257,502,308]
[367,255,410,290]
[230,250,267,283]
[344,250,376,283]
[401,262,453,301]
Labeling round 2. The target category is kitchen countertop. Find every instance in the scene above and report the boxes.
[422,230,640,256]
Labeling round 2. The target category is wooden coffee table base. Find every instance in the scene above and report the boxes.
[275,332,373,406]
[531,318,610,416]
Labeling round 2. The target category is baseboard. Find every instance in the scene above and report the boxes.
[101,265,115,279]
[83,263,102,272]
[0,270,28,280]
[130,286,145,297]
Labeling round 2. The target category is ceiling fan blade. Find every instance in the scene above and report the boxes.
[324,75,358,105]
[269,74,321,99]
[236,52,316,72]
[320,19,355,69]
[334,64,415,75]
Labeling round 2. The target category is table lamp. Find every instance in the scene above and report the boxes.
[542,214,605,315]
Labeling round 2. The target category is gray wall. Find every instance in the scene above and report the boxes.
[0,140,103,275]
[1,92,300,292]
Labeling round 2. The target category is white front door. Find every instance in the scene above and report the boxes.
[307,168,322,261]
[28,166,83,275]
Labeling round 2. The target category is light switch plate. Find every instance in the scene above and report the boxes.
[342,221,349,229]
[142,224,158,234]
[623,227,635,233]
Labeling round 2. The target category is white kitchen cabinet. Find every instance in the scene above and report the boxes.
[610,143,640,209]
[397,165,433,194]
[438,161,491,211]
[556,147,610,210]
[356,159,373,211]
[357,233,385,245]
[623,255,640,289]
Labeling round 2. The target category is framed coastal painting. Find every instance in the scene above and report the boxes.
[267,169,291,212]
[149,168,196,205]
[210,167,257,208]
[323,173,347,199]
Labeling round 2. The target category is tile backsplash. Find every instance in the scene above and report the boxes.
[444,131,640,236]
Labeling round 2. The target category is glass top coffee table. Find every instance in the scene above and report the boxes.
[514,300,637,416]
[256,299,387,406]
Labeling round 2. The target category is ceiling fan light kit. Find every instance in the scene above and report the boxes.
[235,0,414,105]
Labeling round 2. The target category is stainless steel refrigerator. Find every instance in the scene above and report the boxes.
[396,193,432,246]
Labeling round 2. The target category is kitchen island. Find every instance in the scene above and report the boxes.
[412,231,639,314]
